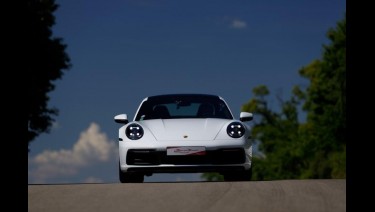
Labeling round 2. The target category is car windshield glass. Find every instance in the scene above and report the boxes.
[135,95,233,121]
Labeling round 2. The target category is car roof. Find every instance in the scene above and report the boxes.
[147,94,222,101]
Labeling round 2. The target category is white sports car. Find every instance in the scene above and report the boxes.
[114,94,253,183]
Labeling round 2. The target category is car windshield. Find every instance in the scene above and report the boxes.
[135,95,233,121]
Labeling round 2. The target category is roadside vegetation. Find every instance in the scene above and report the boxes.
[202,14,346,180]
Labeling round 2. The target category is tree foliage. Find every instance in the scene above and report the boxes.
[26,0,71,151]
[297,15,346,178]
[201,15,345,181]
[242,85,307,180]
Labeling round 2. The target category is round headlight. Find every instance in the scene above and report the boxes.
[125,123,144,140]
[226,122,245,138]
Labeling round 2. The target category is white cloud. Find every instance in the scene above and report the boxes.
[29,122,117,183]
[231,19,247,29]
[221,16,247,29]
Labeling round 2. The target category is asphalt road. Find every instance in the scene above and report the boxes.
[28,179,346,212]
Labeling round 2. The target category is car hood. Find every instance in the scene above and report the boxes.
[140,119,230,141]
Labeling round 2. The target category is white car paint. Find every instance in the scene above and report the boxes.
[114,94,253,183]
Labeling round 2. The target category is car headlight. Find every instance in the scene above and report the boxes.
[125,123,144,140]
[226,122,245,138]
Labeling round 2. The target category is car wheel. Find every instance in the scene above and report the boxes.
[223,168,252,182]
[119,162,144,183]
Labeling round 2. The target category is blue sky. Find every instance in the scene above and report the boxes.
[28,0,346,184]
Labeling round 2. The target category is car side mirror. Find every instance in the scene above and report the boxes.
[114,114,129,124]
[240,112,253,122]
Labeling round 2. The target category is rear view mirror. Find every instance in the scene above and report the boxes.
[240,112,253,122]
[114,114,129,124]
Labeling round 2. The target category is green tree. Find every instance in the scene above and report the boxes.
[298,15,346,178]
[27,0,71,151]
[249,15,346,180]
[242,85,306,180]
[201,14,345,181]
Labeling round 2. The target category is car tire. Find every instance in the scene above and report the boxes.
[119,162,144,183]
[223,167,252,182]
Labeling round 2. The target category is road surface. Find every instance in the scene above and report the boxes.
[29,179,346,212]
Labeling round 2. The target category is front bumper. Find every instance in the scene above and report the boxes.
[126,148,246,165]
[120,147,252,174]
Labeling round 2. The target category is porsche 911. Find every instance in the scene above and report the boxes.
[114,94,253,183]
